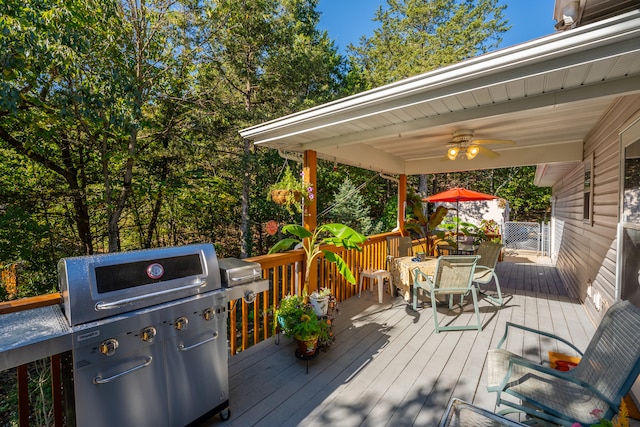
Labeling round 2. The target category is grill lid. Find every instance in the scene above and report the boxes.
[218,258,262,287]
[59,244,221,326]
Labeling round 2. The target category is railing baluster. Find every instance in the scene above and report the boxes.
[51,354,63,427]
[18,364,28,427]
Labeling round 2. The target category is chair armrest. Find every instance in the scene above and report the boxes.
[495,322,584,356]
[497,356,616,411]
[413,268,434,291]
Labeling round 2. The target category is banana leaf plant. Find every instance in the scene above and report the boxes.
[268,223,367,297]
[405,192,452,256]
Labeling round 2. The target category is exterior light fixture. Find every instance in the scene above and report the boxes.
[447,146,460,160]
[466,145,480,159]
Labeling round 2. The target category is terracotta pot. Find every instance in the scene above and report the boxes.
[295,335,319,356]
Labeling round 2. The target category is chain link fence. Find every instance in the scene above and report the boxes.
[503,222,550,255]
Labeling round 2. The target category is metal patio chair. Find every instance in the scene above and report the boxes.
[473,241,503,305]
[439,398,526,427]
[486,300,640,426]
[412,255,481,332]
[386,235,413,262]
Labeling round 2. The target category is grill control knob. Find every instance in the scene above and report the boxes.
[140,326,157,342]
[203,308,214,321]
[99,338,119,356]
[174,316,188,331]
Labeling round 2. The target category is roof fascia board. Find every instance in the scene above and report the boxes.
[241,10,640,143]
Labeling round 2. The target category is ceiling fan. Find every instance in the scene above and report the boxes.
[443,130,515,160]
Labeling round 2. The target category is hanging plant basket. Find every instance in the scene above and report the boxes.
[270,189,301,205]
[266,166,312,214]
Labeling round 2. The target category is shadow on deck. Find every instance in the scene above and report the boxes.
[201,255,595,427]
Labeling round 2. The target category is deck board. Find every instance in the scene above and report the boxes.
[200,254,597,427]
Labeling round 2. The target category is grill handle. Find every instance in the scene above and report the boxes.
[230,273,261,282]
[92,356,153,384]
[95,280,206,311]
[178,331,219,352]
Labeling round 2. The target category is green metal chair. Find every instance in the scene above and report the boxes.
[439,398,526,427]
[412,255,481,333]
[486,300,640,426]
[473,241,503,306]
[386,235,413,268]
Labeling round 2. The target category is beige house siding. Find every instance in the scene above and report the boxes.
[552,95,640,323]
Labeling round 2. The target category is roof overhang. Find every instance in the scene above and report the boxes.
[240,10,640,182]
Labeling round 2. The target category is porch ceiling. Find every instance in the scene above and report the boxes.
[240,10,640,179]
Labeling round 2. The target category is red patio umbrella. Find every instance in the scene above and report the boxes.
[424,187,497,237]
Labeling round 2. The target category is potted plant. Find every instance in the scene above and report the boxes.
[405,191,452,256]
[275,294,329,356]
[268,223,367,297]
[266,166,314,214]
[309,287,332,316]
[269,223,365,355]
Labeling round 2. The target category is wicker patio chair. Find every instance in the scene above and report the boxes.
[486,300,640,427]
[473,241,503,305]
[412,255,480,332]
[438,398,526,427]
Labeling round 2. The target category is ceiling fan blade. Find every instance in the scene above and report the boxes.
[477,145,500,158]
[473,139,515,145]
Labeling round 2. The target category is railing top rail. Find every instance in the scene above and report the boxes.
[0,231,403,316]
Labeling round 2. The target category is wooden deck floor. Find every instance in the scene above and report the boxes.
[201,253,597,426]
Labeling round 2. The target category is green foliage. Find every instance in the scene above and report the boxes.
[268,223,366,293]
[325,177,383,236]
[348,0,509,87]
[419,167,552,223]
[266,165,313,214]
[405,191,450,255]
[275,294,328,340]
[0,0,552,304]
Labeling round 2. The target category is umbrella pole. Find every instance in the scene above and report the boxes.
[456,200,459,240]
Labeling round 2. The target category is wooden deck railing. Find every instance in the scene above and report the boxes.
[0,231,403,426]
[227,231,399,355]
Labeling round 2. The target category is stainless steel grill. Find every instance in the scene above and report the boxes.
[60,244,230,427]
[0,244,271,426]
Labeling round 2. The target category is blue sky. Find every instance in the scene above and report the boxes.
[317,0,558,53]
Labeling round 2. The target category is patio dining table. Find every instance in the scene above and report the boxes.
[390,256,437,301]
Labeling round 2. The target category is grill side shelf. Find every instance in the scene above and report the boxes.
[0,305,72,371]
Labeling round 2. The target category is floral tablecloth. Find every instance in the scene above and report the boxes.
[390,256,437,301]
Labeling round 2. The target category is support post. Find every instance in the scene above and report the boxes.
[398,174,407,235]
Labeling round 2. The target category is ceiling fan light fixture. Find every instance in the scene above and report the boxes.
[466,145,480,159]
[447,146,459,160]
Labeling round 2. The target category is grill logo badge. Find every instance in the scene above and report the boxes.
[147,262,164,279]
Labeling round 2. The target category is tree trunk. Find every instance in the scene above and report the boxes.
[240,137,251,258]
[240,71,253,258]
[0,125,95,254]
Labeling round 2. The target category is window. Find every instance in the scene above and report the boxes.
[622,138,640,225]
[583,153,593,225]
